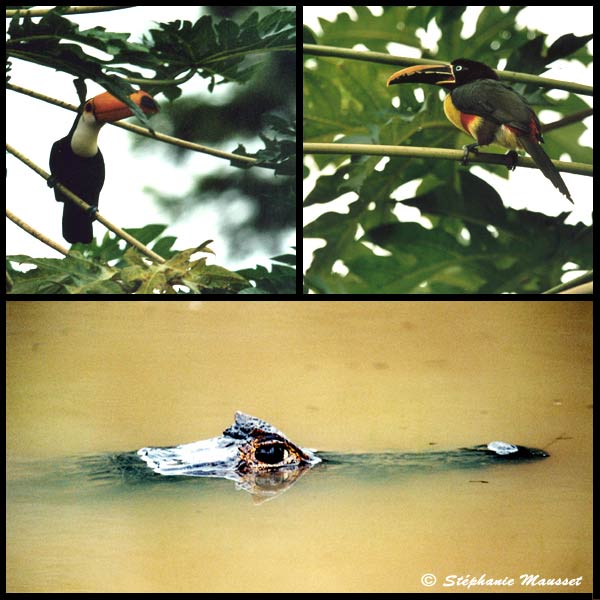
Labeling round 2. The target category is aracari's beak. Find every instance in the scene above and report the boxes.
[85,90,159,123]
[387,63,455,88]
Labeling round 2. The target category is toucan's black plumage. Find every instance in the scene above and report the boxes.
[49,90,159,244]
[50,123,105,244]
[387,58,572,203]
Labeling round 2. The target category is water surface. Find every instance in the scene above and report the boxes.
[6,301,592,592]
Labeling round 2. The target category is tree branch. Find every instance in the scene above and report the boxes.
[303,44,593,96]
[303,143,591,177]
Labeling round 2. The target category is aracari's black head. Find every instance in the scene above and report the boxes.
[450,59,499,85]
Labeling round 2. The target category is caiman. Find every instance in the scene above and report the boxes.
[111,411,548,501]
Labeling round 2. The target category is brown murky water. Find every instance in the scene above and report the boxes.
[6,302,592,592]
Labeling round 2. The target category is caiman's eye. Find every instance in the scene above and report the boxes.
[255,443,288,465]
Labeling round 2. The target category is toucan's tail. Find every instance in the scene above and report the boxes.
[62,202,94,244]
[519,136,573,203]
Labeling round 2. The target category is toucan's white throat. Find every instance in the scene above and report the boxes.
[70,111,104,158]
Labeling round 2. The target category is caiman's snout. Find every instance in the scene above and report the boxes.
[138,438,239,476]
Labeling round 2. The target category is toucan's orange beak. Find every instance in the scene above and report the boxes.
[86,90,159,123]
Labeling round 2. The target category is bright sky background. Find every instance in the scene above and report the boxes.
[7,6,293,271]
[303,6,593,280]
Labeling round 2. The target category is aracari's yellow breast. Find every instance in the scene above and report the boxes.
[443,94,480,138]
[443,93,520,150]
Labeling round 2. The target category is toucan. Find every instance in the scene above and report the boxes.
[386,58,573,203]
[49,90,159,244]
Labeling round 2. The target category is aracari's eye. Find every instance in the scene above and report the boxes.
[255,443,288,464]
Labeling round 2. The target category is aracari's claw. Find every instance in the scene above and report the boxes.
[461,143,479,166]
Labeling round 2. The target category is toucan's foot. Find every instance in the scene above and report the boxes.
[461,143,479,166]
[505,150,519,171]
[87,205,99,221]
[47,175,57,189]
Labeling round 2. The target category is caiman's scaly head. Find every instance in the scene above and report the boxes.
[137,412,321,500]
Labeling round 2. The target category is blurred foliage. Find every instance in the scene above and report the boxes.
[7,225,296,294]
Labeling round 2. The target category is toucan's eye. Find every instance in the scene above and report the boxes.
[141,96,157,112]
[84,102,93,113]
[455,65,463,72]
